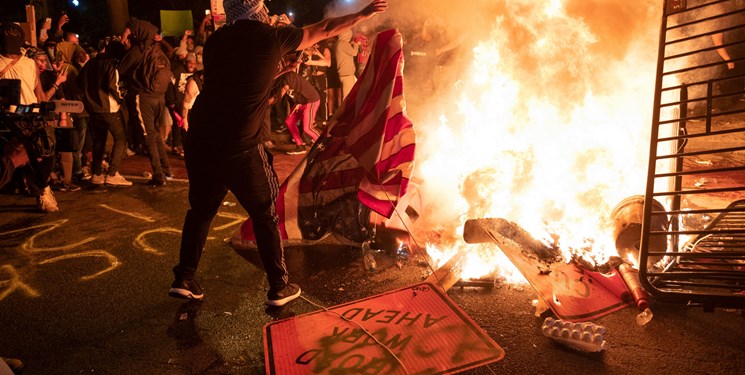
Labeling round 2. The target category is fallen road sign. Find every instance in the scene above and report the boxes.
[264,282,504,374]
[464,218,633,322]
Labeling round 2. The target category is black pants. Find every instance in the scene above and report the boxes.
[133,94,170,180]
[19,127,55,195]
[90,112,127,176]
[123,94,144,153]
[310,74,328,122]
[174,141,288,292]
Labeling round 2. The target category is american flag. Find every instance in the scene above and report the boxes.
[236,29,416,247]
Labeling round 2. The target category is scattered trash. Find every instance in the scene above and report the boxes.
[541,317,607,352]
[618,263,651,310]
[694,178,708,188]
[694,159,713,166]
[222,201,236,207]
[223,312,233,316]
[635,307,654,326]
[178,313,188,321]
[143,171,152,179]
[395,241,410,269]
[362,240,377,272]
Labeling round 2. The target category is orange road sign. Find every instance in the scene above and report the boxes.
[264,283,504,374]
[463,218,634,322]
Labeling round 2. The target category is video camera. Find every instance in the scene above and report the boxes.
[1,79,83,157]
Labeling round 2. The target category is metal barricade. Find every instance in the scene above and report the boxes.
[641,0,745,310]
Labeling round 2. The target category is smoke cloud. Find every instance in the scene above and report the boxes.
[325,0,660,112]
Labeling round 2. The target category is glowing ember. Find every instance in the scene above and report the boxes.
[397,0,664,281]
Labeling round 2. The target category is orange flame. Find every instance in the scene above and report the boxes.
[410,1,665,281]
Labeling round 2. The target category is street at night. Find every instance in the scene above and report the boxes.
[0,152,744,374]
[2,0,745,374]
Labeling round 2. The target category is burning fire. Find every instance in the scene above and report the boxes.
[407,0,664,280]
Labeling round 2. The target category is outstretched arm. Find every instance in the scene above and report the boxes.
[298,0,387,51]
[713,32,735,70]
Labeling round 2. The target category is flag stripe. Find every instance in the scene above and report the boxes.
[237,29,416,245]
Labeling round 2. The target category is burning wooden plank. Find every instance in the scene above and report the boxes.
[424,251,466,293]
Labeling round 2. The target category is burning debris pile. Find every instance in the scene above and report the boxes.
[462,215,653,316]
[320,0,669,332]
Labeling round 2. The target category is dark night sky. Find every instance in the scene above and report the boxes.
[126,0,333,26]
[3,0,335,44]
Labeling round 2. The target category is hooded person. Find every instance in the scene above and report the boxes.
[78,40,132,187]
[118,18,173,186]
[169,0,389,306]
[118,18,158,82]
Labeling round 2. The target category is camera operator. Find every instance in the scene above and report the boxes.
[1,22,59,212]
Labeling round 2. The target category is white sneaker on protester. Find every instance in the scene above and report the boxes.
[91,174,105,185]
[105,172,133,186]
[37,186,59,213]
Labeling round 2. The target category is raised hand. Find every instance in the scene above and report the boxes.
[359,0,388,18]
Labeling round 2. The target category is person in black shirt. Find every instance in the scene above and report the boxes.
[169,0,388,306]
[78,41,132,186]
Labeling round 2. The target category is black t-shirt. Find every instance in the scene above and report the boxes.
[189,20,303,152]
[280,71,320,104]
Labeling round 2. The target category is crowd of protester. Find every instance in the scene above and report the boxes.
[0,8,380,214]
[1,3,461,218]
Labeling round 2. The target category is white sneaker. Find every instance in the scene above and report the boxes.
[105,172,133,186]
[91,174,105,185]
[37,186,59,213]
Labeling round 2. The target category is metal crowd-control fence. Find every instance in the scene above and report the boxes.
[641,0,745,310]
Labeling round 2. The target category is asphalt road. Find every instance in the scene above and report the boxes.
[1,152,744,375]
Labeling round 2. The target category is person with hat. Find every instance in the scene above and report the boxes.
[169,0,388,306]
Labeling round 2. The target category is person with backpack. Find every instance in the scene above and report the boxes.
[119,18,172,186]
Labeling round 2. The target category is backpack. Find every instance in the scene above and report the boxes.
[133,47,172,95]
